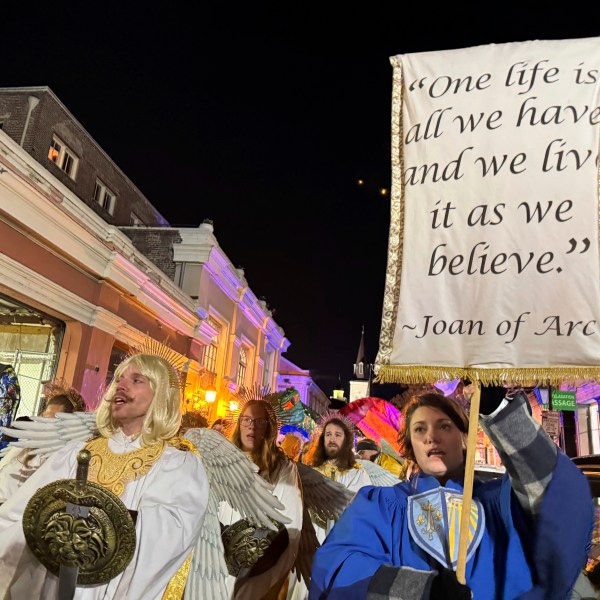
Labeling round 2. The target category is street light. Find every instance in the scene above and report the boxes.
[205,385,217,404]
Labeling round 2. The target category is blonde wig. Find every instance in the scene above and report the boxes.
[97,353,182,445]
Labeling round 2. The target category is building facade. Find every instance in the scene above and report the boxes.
[0,86,302,422]
[276,355,329,416]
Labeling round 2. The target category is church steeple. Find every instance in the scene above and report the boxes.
[354,324,367,380]
[349,325,372,401]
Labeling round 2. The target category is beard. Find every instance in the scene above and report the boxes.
[325,444,341,459]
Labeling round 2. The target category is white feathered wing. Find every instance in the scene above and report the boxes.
[0,412,98,456]
[0,419,292,598]
[183,428,291,600]
[356,458,400,487]
[379,438,405,464]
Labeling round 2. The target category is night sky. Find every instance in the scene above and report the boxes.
[3,6,599,393]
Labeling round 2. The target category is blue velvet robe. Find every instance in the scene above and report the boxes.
[310,453,592,600]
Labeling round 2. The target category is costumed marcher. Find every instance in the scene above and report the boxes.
[0,363,20,451]
[0,352,209,599]
[180,410,209,435]
[217,397,303,600]
[211,418,226,434]
[310,387,593,599]
[356,437,405,478]
[299,440,311,464]
[281,432,302,461]
[308,414,372,532]
[0,383,86,503]
[288,415,373,600]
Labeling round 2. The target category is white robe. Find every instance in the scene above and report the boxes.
[0,447,46,504]
[288,464,372,600]
[313,465,372,543]
[218,458,303,600]
[0,431,209,600]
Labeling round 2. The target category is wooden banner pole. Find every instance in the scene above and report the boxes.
[456,382,481,584]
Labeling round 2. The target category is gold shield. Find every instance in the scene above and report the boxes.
[221,518,288,577]
[22,473,136,585]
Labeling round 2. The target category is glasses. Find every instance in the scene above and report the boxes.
[239,416,269,429]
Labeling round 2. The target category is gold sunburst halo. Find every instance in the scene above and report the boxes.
[126,336,190,394]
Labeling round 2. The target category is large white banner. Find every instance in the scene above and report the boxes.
[376,37,600,384]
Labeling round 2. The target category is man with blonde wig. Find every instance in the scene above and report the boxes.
[0,353,209,599]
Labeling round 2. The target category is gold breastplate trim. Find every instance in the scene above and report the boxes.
[85,437,165,497]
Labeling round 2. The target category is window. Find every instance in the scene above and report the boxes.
[130,212,144,227]
[203,317,221,374]
[237,347,248,387]
[204,343,218,374]
[47,135,79,179]
[263,349,274,388]
[93,180,117,215]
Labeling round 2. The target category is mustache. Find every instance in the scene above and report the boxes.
[105,393,134,403]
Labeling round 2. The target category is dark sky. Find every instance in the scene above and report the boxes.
[2,5,599,392]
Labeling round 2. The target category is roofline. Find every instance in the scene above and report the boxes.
[0,86,170,226]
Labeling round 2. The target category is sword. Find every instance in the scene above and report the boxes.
[57,449,92,600]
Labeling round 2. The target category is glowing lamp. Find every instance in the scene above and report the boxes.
[332,389,345,400]
[229,400,239,412]
[205,386,217,404]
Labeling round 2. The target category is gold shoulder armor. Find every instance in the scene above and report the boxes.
[167,437,201,457]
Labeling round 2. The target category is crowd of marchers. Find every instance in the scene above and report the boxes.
[0,354,595,600]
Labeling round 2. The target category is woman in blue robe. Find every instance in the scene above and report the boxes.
[309,388,593,600]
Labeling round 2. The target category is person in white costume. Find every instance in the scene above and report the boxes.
[286,415,372,600]
[219,398,303,600]
[308,416,372,538]
[0,384,86,504]
[0,353,209,600]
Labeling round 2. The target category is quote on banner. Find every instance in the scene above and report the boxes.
[376,37,600,385]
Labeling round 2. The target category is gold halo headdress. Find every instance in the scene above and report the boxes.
[231,385,281,432]
[126,337,189,397]
[43,381,86,412]
[224,385,306,437]
[312,410,359,442]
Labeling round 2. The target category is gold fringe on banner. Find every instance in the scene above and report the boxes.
[375,57,405,370]
[375,365,600,387]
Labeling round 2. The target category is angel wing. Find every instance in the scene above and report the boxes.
[0,412,98,456]
[183,428,291,600]
[380,438,404,463]
[356,458,399,487]
[291,462,357,585]
[296,462,354,521]
[293,505,320,585]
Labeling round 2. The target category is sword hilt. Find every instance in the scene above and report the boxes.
[75,449,92,487]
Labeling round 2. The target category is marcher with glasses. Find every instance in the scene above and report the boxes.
[220,399,303,599]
